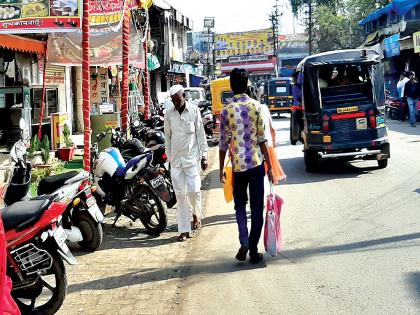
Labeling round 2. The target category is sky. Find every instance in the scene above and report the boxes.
[166,0,305,34]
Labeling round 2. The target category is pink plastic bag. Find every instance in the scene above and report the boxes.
[0,214,21,315]
[264,189,284,257]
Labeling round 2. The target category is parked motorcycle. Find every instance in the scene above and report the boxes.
[198,100,216,142]
[4,120,104,252]
[112,124,176,209]
[1,195,76,314]
[92,129,172,235]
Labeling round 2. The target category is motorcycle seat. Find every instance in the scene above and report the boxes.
[0,199,53,232]
[38,171,79,195]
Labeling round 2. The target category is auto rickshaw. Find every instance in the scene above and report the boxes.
[261,77,293,114]
[290,49,390,172]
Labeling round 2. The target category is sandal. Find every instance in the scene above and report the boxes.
[177,233,187,242]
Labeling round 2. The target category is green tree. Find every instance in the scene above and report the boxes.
[290,0,390,53]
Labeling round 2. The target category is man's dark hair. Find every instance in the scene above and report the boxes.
[230,68,248,94]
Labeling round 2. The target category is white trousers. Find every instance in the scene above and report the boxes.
[171,165,204,233]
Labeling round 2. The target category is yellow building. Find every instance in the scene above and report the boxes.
[215,28,274,58]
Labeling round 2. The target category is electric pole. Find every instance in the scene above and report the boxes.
[308,0,313,55]
[270,0,280,77]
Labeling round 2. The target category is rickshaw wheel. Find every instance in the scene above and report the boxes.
[304,150,319,172]
[377,159,388,169]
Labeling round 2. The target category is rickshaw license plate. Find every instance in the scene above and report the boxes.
[337,106,358,113]
[356,118,367,130]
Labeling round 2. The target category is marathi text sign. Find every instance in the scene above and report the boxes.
[0,1,81,33]
[413,31,420,54]
[384,33,400,58]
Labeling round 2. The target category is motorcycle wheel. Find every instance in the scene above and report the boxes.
[11,250,67,315]
[76,211,103,252]
[133,186,168,235]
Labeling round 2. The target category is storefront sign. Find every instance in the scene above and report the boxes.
[0,1,82,34]
[384,34,400,58]
[228,55,268,63]
[90,68,109,104]
[413,31,420,54]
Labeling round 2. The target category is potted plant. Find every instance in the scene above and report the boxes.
[58,124,75,161]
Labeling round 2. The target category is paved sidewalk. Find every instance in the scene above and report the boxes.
[58,146,218,315]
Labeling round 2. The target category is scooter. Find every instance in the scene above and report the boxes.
[5,119,104,252]
[1,194,76,315]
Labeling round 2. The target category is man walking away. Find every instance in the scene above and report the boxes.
[404,71,419,127]
[164,85,209,241]
[396,73,409,121]
[219,68,273,264]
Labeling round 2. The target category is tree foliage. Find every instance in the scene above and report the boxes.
[290,0,390,52]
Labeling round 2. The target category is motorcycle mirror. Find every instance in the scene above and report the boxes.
[19,118,26,130]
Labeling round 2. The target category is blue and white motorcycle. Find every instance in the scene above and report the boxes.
[91,129,173,235]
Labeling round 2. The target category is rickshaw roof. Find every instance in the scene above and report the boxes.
[296,49,380,71]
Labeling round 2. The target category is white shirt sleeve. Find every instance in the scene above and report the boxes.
[194,106,209,159]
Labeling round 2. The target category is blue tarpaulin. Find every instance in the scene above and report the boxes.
[391,0,420,15]
[359,4,394,26]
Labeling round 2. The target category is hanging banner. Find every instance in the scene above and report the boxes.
[47,20,144,66]
[384,34,400,58]
[0,1,82,34]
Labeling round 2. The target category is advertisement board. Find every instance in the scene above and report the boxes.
[384,33,400,58]
[215,28,274,58]
[413,31,420,54]
[0,0,81,33]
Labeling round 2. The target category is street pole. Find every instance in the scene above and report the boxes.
[308,0,313,55]
[82,0,91,172]
[121,0,129,132]
[212,31,215,79]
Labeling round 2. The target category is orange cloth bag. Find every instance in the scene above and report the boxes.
[268,146,286,184]
[223,161,234,203]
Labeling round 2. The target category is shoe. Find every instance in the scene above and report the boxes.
[412,124,416,127]
[249,253,264,264]
[235,245,248,261]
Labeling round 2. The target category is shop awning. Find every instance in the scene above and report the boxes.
[0,34,45,54]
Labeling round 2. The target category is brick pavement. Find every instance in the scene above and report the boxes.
[58,147,217,315]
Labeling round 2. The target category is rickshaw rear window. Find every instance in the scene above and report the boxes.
[222,91,234,105]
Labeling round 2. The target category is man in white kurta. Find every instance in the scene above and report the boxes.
[164,85,209,241]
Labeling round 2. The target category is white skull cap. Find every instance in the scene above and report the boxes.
[169,84,184,96]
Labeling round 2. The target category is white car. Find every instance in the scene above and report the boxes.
[184,87,206,105]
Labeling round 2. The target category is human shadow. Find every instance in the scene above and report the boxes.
[70,222,178,256]
[67,258,267,294]
[201,169,222,191]
[406,272,420,307]
[387,119,420,136]
[276,232,420,262]
[202,213,237,227]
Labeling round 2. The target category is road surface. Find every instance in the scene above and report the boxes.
[180,115,420,315]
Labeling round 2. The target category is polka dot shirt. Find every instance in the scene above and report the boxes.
[219,94,267,172]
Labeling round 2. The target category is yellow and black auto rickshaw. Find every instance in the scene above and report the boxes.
[261,77,293,114]
[290,49,390,172]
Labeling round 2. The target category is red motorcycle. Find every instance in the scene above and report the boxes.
[1,196,76,315]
